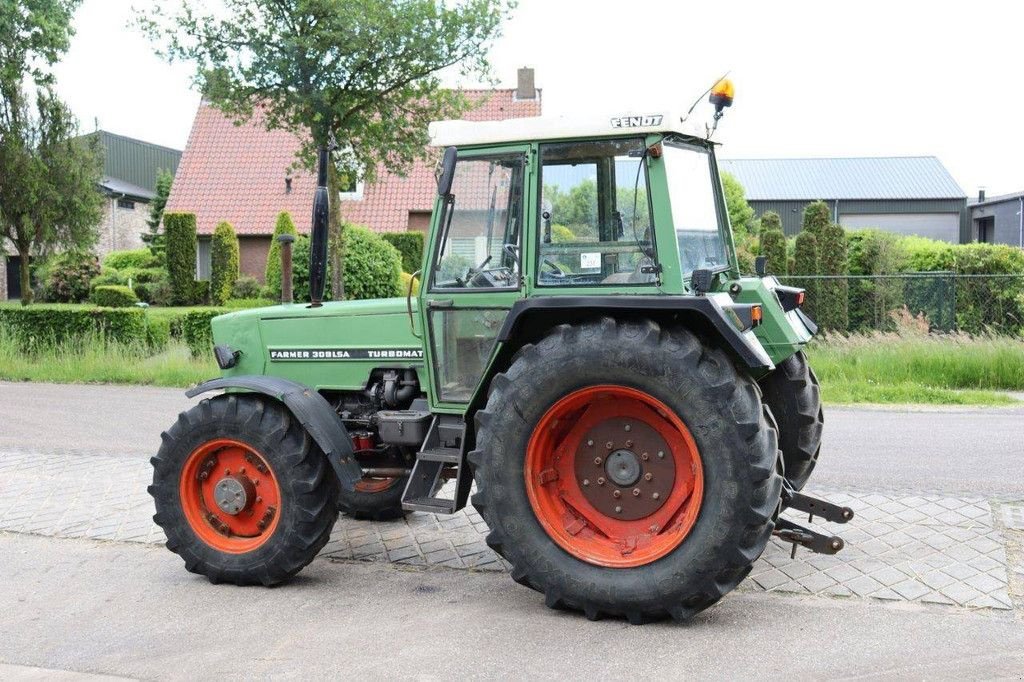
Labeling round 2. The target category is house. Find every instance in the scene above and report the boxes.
[967,190,1024,246]
[165,68,542,281]
[2,131,181,300]
[720,156,969,242]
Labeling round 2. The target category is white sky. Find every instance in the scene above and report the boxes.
[54,0,1023,196]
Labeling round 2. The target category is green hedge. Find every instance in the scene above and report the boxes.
[0,305,149,351]
[164,212,200,305]
[144,315,171,351]
[265,212,298,297]
[103,249,159,271]
[211,221,240,306]
[381,231,425,273]
[792,231,819,319]
[817,223,849,331]
[90,285,139,308]
[758,214,786,277]
[181,308,228,357]
[289,225,403,302]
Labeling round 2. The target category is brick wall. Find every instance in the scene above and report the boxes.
[95,198,149,256]
[240,236,272,282]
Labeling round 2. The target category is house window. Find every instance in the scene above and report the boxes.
[117,198,136,210]
[196,238,212,281]
[339,175,364,200]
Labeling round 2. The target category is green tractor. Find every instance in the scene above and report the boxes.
[150,85,852,622]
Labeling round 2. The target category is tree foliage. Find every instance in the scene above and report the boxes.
[0,0,80,90]
[721,171,754,243]
[140,0,514,299]
[164,212,200,304]
[210,220,240,305]
[817,222,849,331]
[802,200,831,238]
[758,212,787,277]
[793,230,819,319]
[142,168,174,258]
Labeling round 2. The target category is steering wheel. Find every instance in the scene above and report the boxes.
[542,258,567,279]
[463,255,493,284]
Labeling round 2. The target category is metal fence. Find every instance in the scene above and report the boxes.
[777,272,1024,335]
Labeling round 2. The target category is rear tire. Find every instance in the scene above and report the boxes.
[470,318,783,622]
[758,351,823,490]
[150,394,339,585]
[338,472,408,521]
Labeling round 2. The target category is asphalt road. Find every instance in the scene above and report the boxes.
[2,380,1022,494]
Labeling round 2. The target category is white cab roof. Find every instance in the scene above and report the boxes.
[428,110,711,147]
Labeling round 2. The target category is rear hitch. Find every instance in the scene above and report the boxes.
[775,486,854,559]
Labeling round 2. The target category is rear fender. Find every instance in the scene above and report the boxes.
[186,376,362,491]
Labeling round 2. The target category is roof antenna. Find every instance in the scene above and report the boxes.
[681,71,730,123]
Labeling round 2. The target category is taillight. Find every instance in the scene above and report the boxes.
[751,305,763,327]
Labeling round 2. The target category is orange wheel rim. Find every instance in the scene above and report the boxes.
[525,385,704,568]
[355,477,400,494]
[179,438,282,553]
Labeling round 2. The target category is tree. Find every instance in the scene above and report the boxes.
[817,222,849,331]
[265,211,298,297]
[0,0,101,305]
[793,230,819,319]
[210,220,240,305]
[140,0,514,300]
[721,171,754,244]
[142,168,174,258]
[802,200,831,238]
[758,212,786,277]
[164,211,202,304]
[0,87,103,304]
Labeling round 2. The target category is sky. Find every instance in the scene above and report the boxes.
[53,0,1024,197]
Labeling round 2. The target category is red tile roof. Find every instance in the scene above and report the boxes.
[166,89,542,236]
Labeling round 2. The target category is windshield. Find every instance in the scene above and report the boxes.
[662,140,728,275]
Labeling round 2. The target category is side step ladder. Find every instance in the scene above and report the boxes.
[401,415,471,514]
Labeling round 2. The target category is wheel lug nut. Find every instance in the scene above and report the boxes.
[587,439,594,447]
[594,457,602,465]
[632,488,641,497]
[606,442,613,450]
[652,492,660,500]
[615,506,622,513]
[613,490,621,498]
[597,477,605,486]
[644,473,653,481]
[657,451,664,459]
[625,440,633,448]
[582,479,590,486]
[641,452,649,461]
[624,424,631,432]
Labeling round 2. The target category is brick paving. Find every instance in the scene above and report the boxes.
[0,449,1016,611]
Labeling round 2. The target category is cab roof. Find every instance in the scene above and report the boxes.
[428,110,712,148]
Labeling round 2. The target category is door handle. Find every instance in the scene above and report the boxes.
[428,299,454,309]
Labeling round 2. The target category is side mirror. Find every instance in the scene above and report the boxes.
[437,146,457,197]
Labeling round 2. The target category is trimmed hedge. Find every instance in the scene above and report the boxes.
[231,275,262,300]
[817,223,849,331]
[164,212,200,305]
[103,248,159,271]
[181,308,228,357]
[91,285,139,308]
[381,231,425,273]
[802,200,830,238]
[266,211,298,297]
[211,221,240,306]
[758,213,787,277]
[144,315,171,351]
[792,230,819,319]
[0,305,148,351]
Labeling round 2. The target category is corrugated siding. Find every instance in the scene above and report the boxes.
[750,199,967,238]
[720,157,965,201]
[95,131,182,194]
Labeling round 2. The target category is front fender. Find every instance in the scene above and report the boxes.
[186,375,362,491]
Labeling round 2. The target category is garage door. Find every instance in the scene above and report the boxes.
[839,213,960,242]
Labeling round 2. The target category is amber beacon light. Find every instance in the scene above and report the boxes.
[709,78,735,115]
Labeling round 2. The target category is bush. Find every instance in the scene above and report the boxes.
[210,220,240,305]
[144,315,171,351]
[103,248,159,271]
[846,229,906,331]
[792,230,819,319]
[290,224,402,302]
[164,212,200,304]
[817,223,849,331]
[231,275,262,300]
[950,244,1024,334]
[381,231,426,273]
[90,285,140,308]
[400,271,420,296]
[222,298,276,309]
[41,251,101,303]
[0,305,148,351]
[265,212,298,297]
[802,201,831,238]
[901,235,955,272]
[181,308,228,357]
[758,213,787,277]
[134,275,173,306]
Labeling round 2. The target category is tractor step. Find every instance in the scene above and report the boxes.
[401,415,470,515]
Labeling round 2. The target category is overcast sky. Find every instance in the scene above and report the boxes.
[54,0,1023,196]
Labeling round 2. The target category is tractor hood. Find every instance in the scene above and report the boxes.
[210,297,424,392]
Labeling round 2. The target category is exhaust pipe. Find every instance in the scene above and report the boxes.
[277,233,295,304]
[309,145,330,307]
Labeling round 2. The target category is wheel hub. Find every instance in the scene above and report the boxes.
[605,450,641,486]
[213,476,254,515]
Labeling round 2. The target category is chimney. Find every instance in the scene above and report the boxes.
[285,176,293,194]
[516,67,536,100]
[978,188,986,202]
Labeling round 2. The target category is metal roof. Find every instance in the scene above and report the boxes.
[968,189,1024,207]
[84,131,182,195]
[719,156,965,201]
[99,177,155,201]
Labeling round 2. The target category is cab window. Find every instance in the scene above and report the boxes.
[537,138,657,286]
[431,153,525,291]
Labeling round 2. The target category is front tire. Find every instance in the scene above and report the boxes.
[150,394,339,585]
[758,351,823,490]
[470,318,783,622]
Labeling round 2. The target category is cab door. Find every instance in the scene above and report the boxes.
[419,145,533,412]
